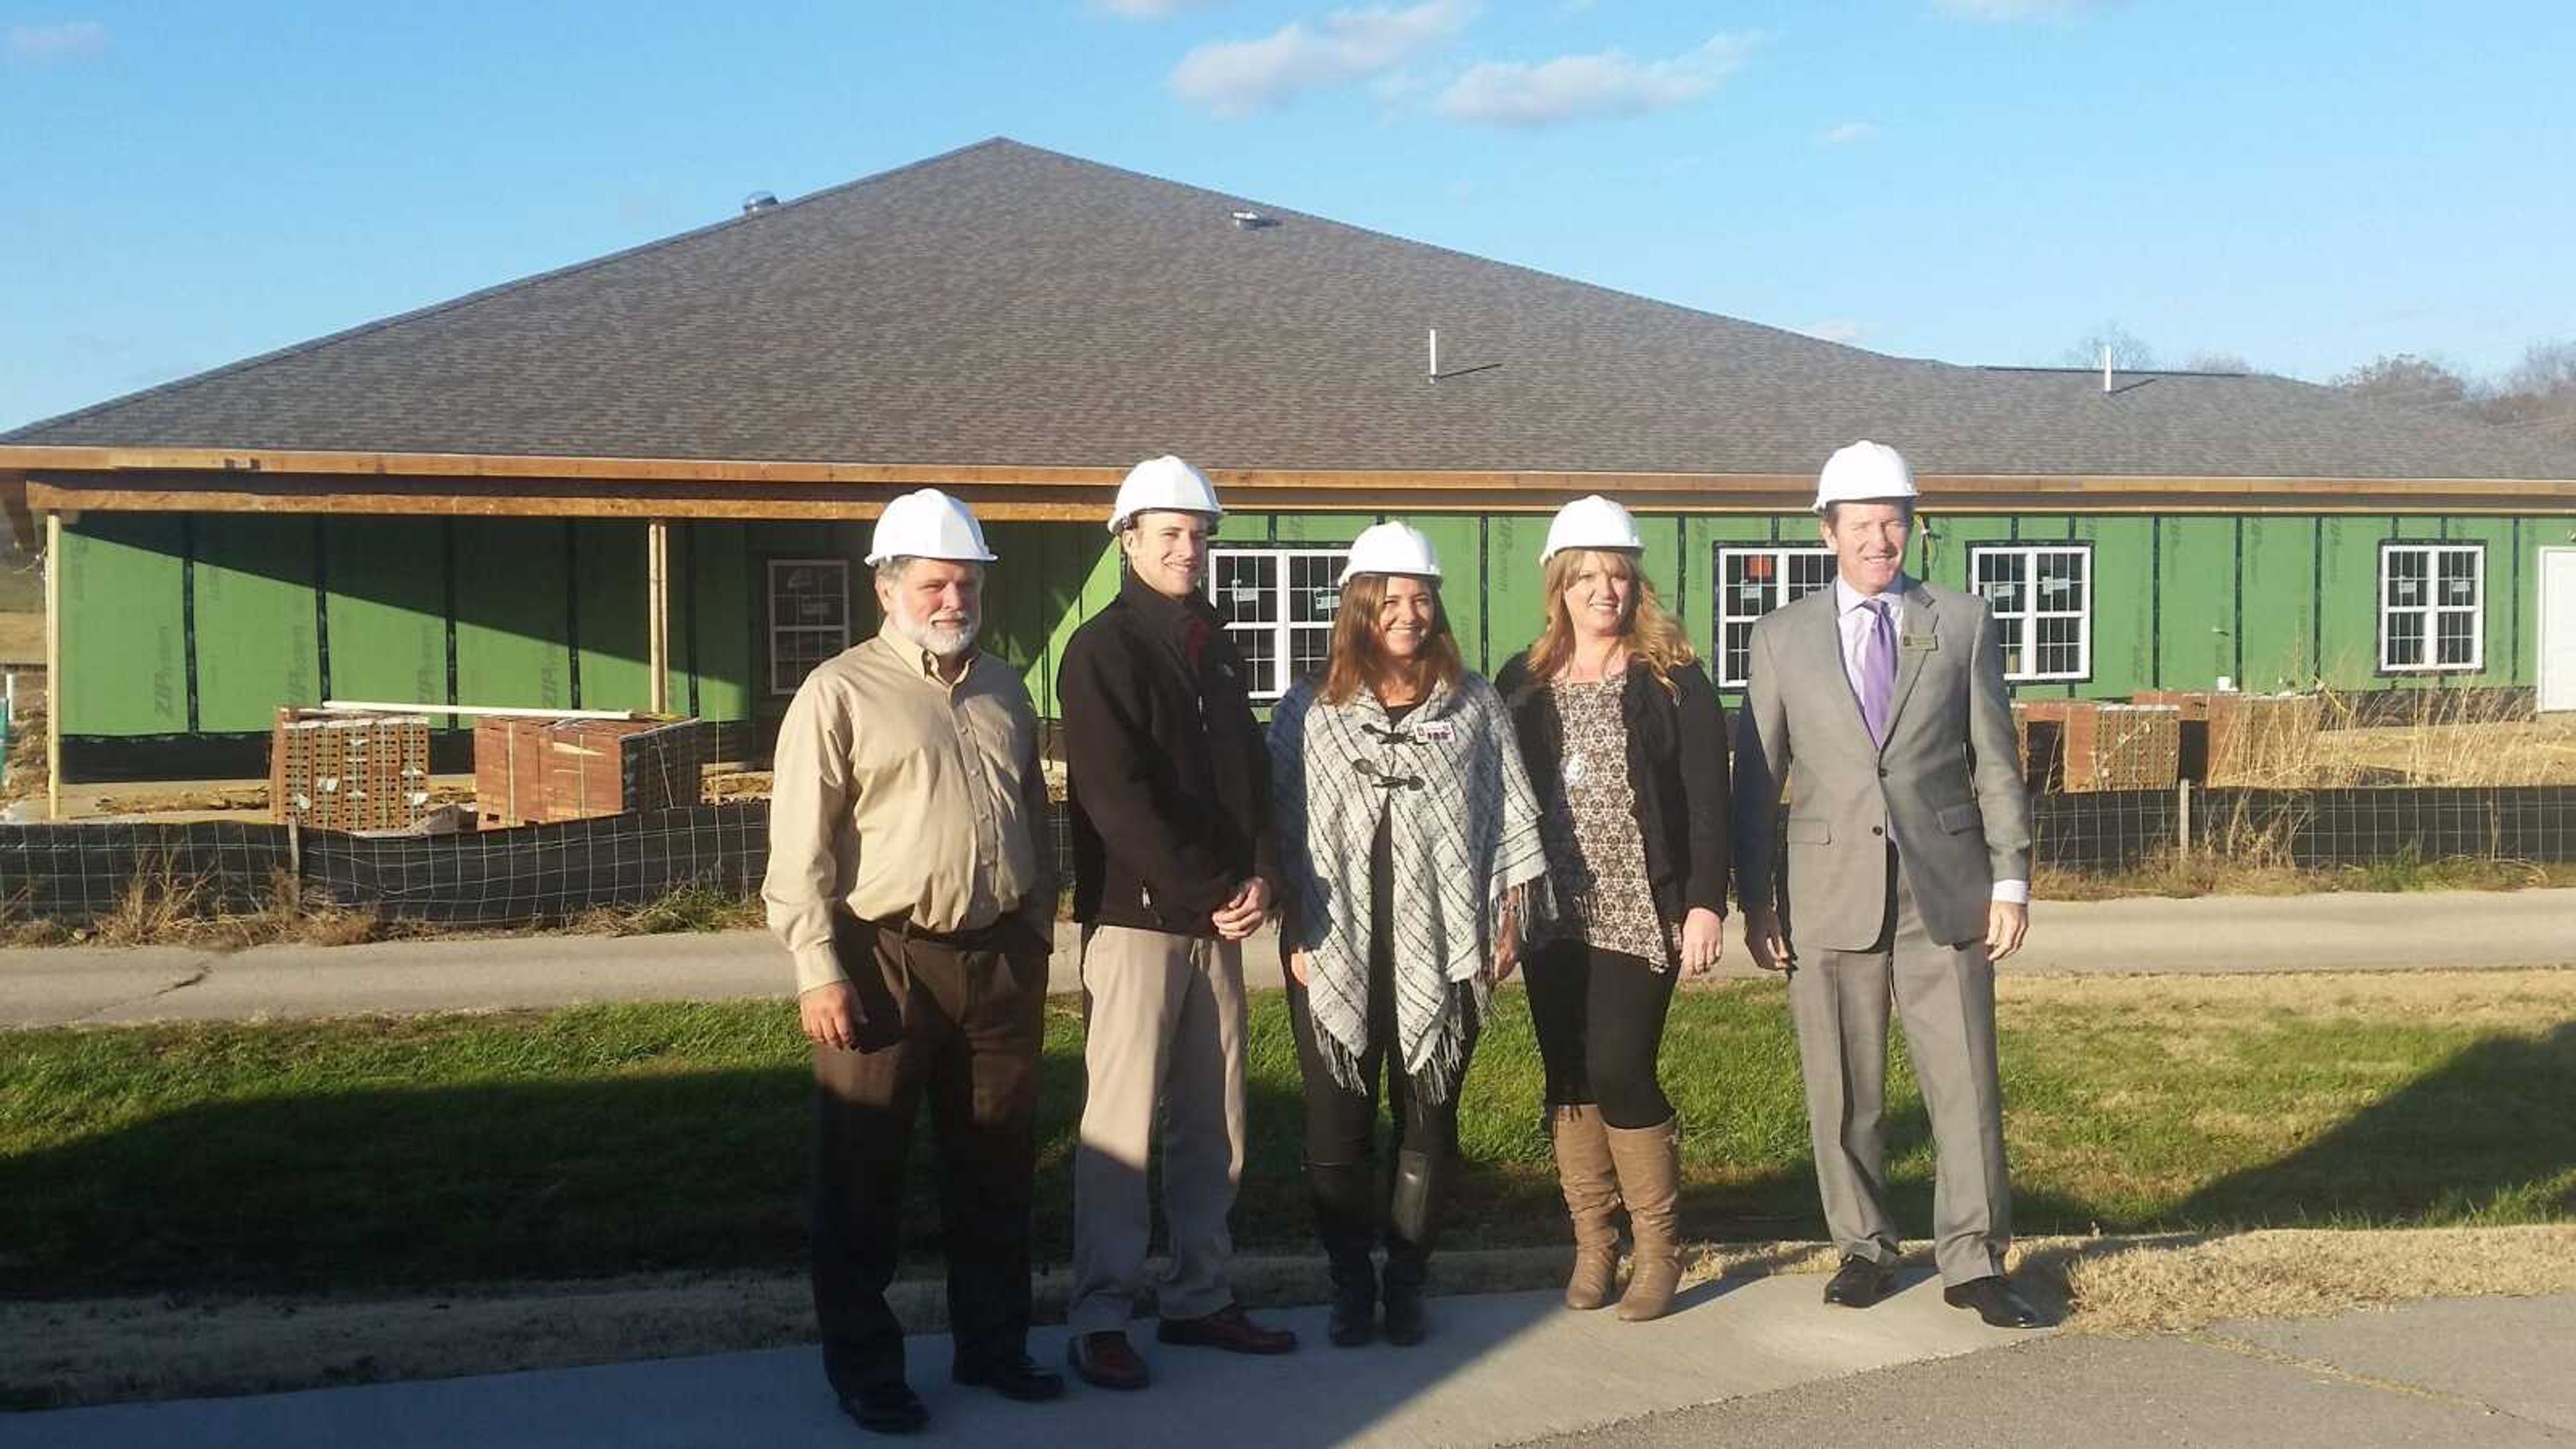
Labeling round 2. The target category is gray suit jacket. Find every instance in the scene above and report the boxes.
[1731,578,2032,951]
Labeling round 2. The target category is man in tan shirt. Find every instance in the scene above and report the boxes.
[763,489,1063,1435]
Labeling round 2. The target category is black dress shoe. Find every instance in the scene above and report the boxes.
[839,1383,929,1435]
[1067,1331,1151,1391]
[1822,1255,1895,1309]
[1157,1303,1299,1355]
[1943,1275,2043,1328]
[952,1352,1065,1402]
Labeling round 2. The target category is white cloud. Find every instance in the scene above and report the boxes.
[1433,30,1754,128]
[1172,1,1476,117]
[1935,0,2103,20]
[1095,0,1220,17]
[7,21,109,62]
[1805,321,1866,345]
[1819,121,1880,146]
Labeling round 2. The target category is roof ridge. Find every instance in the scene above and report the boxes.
[1,137,1024,442]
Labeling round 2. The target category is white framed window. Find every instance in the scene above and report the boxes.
[1972,545,2092,682]
[1713,545,1836,688]
[2379,543,2483,673]
[1209,548,1347,698]
[767,558,851,696]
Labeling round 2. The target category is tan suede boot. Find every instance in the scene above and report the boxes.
[1604,1115,1682,1322]
[1550,1105,1622,1310]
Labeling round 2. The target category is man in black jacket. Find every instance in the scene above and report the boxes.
[1060,455,1298,1391]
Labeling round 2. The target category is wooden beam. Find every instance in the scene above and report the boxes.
[0,474,32,552]
[21,470,2576,520]
[646,520,670,715]
[4,443,2573,504]
[44,511,61,822]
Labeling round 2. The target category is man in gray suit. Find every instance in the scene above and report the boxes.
[1733,439,2040,1329]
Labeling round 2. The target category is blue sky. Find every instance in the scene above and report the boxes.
[4,1,2569,433]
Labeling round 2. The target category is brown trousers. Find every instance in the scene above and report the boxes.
[810,912,1049,1397]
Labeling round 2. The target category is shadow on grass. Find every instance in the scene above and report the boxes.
[2172,1020,2576,1228]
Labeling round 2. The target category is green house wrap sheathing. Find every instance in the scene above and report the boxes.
[46,508,2570,781]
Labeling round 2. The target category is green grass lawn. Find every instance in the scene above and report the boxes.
[2,975,2570,1300]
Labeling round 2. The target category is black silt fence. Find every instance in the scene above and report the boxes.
[2196,787,2576,870]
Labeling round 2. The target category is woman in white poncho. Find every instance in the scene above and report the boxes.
[1267,523,1548,1350]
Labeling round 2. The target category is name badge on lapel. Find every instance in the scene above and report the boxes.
[1902,633,1939,653]
[1416,720,1456,743]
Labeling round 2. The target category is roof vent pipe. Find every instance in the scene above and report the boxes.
[742,191,779,215]
[2102,343,2113,394]
[1428,328,1439,384]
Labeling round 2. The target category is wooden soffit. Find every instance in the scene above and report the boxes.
[5,445,2575,521]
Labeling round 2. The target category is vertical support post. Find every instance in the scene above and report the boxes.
[2177,778,2193,858]
[44,511,62,822]
[646,519,672,716]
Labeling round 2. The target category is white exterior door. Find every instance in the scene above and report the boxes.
[2543,548,2576,714]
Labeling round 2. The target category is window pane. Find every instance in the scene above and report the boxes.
[1788,553,1837,593]
[1214,555,1275,624]
[1288,553,1344,625]
[1996,615,2025,675]
[2036,616,2083,676]
[2037,550,2084,606]
[1722,621,1754,688]
[2435,609,2476,665]
[2385,549,2426,608]
[2383,609,2425,667]
[1228,623,1277,695]
[1289,624,1332,686]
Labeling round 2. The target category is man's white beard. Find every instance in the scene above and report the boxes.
[892,608,977,660]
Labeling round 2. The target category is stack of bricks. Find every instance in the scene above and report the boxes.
[2010,700,2183,792]
[270,708,433,832]
[475,716,710,827]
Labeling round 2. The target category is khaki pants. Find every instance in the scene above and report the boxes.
[1067,924,1249,1334]
[1786,859,2013,1286]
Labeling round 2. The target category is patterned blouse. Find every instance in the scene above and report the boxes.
[1535,677,1679,969]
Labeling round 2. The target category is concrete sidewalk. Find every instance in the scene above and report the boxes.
[9,1287,2567,1448]
[0,1274,2039,1448]
[3,888,2569,1028]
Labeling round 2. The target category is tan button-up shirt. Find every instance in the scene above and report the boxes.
[763,623,1055,994]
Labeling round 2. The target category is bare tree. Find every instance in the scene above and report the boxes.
[2178,351,2255,374]
[2056,323,2157,370]
[2332,353,2475,412]
[2483,340,2576,435]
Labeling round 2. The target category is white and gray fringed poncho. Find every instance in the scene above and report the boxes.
[1268,672,1550,1106]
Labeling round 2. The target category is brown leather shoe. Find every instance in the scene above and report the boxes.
[1156,1303,1299,1355]
[1066,1331,1150,1391]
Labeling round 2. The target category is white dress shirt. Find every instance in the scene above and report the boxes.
[1834,573,2030,907]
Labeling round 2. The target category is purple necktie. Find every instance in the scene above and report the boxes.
[1858,598,1895,745]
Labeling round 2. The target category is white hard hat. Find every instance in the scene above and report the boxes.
[1812,440,1918,514]
[1339,521,1442,584]
[1541,494,1644,564]
[865,488,998,566]
[1108,454,1224,534]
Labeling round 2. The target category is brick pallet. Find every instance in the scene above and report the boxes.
[2131,690,2323,784]
[270,708,433,832]
[475,716,712,827]
[2012,700,2182,792]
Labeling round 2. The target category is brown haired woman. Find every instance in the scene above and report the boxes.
[1493,494,1731,1324]
[1268,523,1548,1349]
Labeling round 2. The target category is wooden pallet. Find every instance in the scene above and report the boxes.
[270,708,433,831]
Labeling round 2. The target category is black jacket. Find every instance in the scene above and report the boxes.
[1061,572,1276,936]
[1495,652,1733,926]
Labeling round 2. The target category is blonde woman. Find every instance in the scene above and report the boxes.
[1494,495,1731,1324]
[1269,523,1547,1349]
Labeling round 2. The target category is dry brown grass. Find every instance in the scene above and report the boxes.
[2037,852,2576,901]
[39,858,396,950]
[2040,1225,2576,1333]
[1997,967,2576,1029]
[0,697,46,806]
[2222,687,2576,788]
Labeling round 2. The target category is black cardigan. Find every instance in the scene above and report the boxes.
[1495,651,1733,926]
[1060,572,1276,936]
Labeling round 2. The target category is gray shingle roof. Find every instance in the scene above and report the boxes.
[9,138,2573,482]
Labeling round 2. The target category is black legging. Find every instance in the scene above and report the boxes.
[1286,949,1474,1164]
[1521,938,1680,1129]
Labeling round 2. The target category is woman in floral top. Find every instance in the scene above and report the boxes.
[1495,494,1733,1324]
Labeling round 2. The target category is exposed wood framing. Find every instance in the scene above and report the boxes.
[44,511,61,821]
[646,519,671,715]
[5,444,2573,519]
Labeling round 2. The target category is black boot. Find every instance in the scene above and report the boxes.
[1306,1159,1379,1348]
[1383,1149,1445,1347]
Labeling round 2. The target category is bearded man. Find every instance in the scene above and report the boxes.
[763,489,1065,1435]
